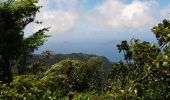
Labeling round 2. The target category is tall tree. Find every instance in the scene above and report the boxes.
[0,0,49,83]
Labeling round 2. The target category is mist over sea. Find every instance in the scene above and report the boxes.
[35,31,156,62]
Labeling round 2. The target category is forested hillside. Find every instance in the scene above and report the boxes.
[26,53,111,67]
[0,0,170,100]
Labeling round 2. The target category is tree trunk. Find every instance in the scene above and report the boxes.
[17,55,26,75]
[17,65,24,75]
[0,56,12,83]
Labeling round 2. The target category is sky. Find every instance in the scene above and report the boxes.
[25,0,170,61]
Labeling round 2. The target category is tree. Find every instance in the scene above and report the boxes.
[109,19,170,99]
[0,0,49,83]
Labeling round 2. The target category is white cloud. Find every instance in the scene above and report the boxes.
[31,0,78,34]
[34,10,76,34]
[87,0,157,29]
[29,0,165,35]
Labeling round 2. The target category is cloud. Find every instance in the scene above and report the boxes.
[34,10,76,34]
[87,0,157,29]
[31,0,78,34]
[29,0,167,35]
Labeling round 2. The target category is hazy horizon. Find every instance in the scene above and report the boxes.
[26,0,170,61]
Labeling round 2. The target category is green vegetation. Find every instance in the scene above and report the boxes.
[0,0,170,99]
[0,0,49,82]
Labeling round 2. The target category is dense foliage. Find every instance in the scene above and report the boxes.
[0,0,49,83]
[0,0,170,100]
[0,58,105,99]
